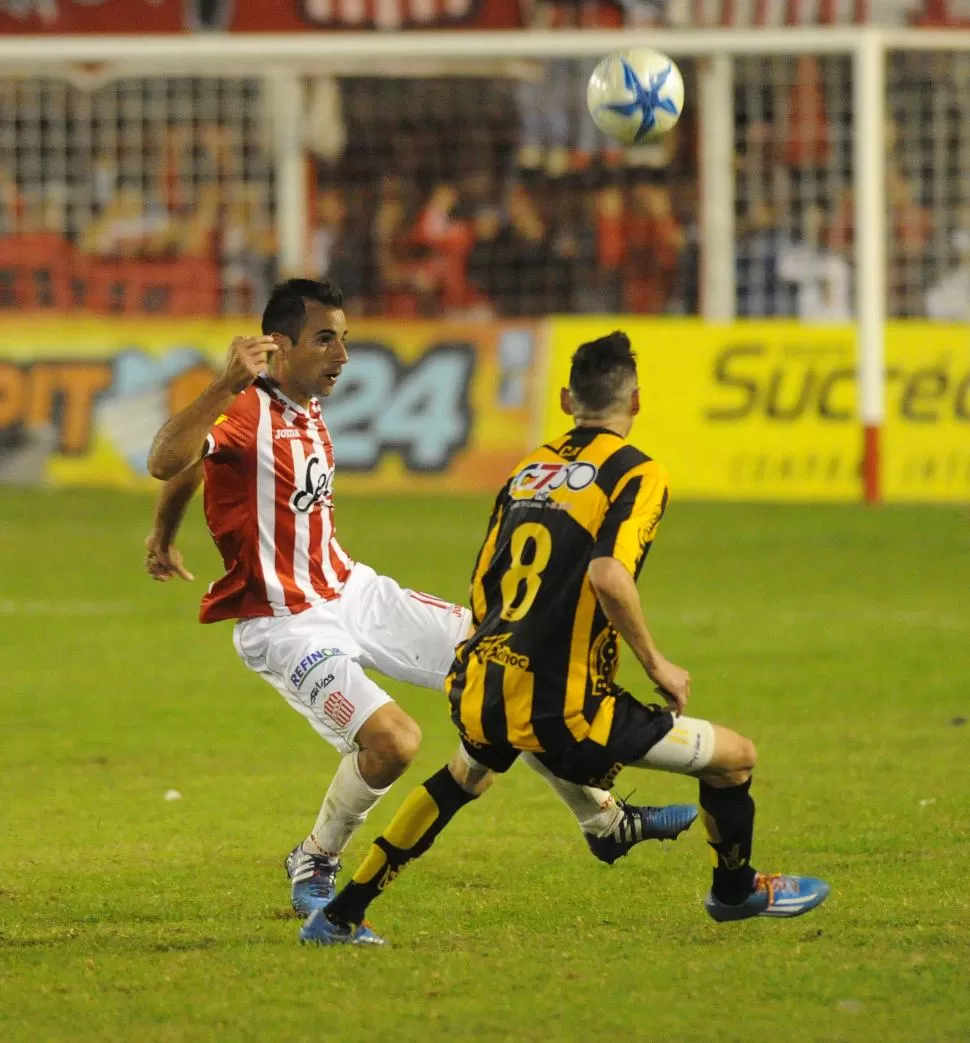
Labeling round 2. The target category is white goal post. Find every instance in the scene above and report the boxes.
[1,26,969,500]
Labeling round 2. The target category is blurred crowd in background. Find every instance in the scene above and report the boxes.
[1,0,969,320]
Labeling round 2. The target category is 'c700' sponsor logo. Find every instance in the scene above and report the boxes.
[707,344,970,423]
[510,461,598,499]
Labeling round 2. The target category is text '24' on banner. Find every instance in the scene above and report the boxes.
[544,319,970,503]
[0,318,539,492]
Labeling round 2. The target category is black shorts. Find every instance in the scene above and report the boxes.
[460,691,674,790]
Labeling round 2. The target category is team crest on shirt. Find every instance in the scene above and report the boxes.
[638,492,668,547]
[589,627,620,698]
[639,509,662,547]
[290,454,335,514]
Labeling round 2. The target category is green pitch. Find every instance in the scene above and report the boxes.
[1,489,968,1042]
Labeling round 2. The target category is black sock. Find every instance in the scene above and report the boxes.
[325,765,477,927]
[699,778,757,905]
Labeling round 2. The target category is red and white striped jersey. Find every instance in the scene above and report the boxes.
[199,377,353,623]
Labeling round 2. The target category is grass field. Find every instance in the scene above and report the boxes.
[1,488,969,1042]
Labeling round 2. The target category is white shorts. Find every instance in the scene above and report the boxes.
[635,716,716,774]
[233,563,471,755]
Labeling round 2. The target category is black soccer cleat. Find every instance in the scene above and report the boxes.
[585,801,698,865]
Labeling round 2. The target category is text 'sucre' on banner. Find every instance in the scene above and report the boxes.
[543,319,970,503]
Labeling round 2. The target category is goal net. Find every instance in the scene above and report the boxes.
[0,73,269,316]
[0,28,966,324]
[735,46,970,323]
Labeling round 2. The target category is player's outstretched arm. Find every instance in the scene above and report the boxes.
[147,335,276,480]
[144,460,203,582]
[587,556,691,714]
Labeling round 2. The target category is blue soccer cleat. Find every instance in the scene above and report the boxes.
[284,844,340,917]
[585,801,698,865]
[300,907,387,947]
[704,872,831,922]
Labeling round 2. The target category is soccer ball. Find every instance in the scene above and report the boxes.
[586,48,685,147]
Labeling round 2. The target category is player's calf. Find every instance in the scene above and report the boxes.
[690,727,761,905]
[693,726,828,919]
[321,757,481,933]
[286,703,420,917]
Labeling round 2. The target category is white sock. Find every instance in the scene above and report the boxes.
[520,752,624,837]
[302,752,391,860]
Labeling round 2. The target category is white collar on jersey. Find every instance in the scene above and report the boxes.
[255,374,321,418]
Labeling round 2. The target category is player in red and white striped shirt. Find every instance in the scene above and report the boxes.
[145,279,688,917]
[197,351,353,623]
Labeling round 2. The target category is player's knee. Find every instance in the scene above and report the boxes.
[701,727,756,786]
[726,734,756,773]
[356,704,422,783]
[373,715,422,771]
[448,749,495,797]
[393,717,423,766]
[722,737,756,785]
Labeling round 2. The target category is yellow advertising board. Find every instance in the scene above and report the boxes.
[3,317,967,501]
[883,325,970,502]
[545,319,970,503]
[0,317,540,492]
[544,319,858,501]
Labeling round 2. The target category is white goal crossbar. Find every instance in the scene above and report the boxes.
[3,26,969,499]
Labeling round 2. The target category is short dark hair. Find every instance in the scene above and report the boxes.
[569,331,637,413]
[261,278,344,344]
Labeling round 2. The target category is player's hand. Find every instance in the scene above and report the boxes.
[221,335,277,394]
[144,531,195,583]
[645,653,691,715]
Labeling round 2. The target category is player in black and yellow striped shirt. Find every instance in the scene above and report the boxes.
[451,421,673,770]
[305,332,831,945]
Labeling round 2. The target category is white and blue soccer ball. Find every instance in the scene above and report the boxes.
[586,48,685,147]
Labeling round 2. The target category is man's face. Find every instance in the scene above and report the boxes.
[286,301,349,399]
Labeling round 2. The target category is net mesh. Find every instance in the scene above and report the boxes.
[892,49,970,321]
[0,74,270,315]
[731,47,970,321]
[0,39,965,319]
[733,53,856,320]
[318,62,699,318]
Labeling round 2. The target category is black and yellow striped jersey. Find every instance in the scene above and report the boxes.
[447,426,669,755]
